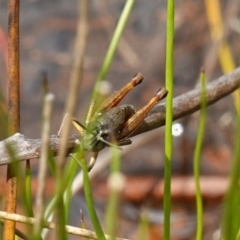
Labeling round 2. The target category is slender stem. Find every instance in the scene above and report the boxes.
[72,153,106,240]
[92,0,135,100]
[105,147,122,239]
[221,113,240,239]
[137,211,149,240]
[24,161,34,217]
[193,71,206,240]
[4,0,20,239]
[204,0,240,115]
[57,0,88,170]
[41,158,79,239]
[33,93,54,237]
[53,0,88,238]
[163,0,175,239]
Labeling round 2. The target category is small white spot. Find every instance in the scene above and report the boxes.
[46,93,55,101]
[98,81,112,96]
[108,173,125,191]
[218,112,232,127]
[172,123,184,137]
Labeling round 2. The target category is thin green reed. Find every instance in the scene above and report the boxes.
[63,159,79,222]
[137,211,150,240]
[164,0,175,239]
[221,111,240,239]
[193,71,207,240]
[92,0,135,100]
[88,1,136,233]
[72,151,106,240]
[105,146,121,240]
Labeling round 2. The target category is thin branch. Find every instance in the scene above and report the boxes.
[0,211,129,240]
[132,66,240,136]
[0,67,240,165]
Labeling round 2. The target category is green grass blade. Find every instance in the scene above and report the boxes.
[137,211,150,240]
[105,147,122,239]
[44,156,79,219]
[221,113,240,239]
[164,0,175,239]
[193,71,207,240]
[72,152,106,240]
[92,0,135,100]
[24,162,34,217]
[63,158,79,222]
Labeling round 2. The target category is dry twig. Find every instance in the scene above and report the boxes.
[0,211,129,240]
[0,67,240,165]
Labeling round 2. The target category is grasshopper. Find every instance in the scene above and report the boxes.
[73,73,168,170]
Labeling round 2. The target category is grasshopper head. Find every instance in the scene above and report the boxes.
[81,123,108,152]
[72,118,112,152]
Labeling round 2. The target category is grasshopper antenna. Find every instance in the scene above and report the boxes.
[99,137,122,150]
[72,119,88,132]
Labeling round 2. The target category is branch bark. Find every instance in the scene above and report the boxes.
[133,66,240,135]
[0,211,129,240]
[0,67,240,165]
